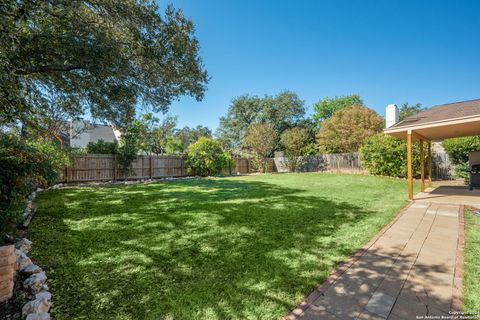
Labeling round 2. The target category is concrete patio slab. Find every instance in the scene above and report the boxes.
[364,292,396,318]
[288,201,463,320]
[415,186,480,208]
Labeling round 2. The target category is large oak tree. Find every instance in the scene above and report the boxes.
[217,91,305,150]
[0,0,209,129]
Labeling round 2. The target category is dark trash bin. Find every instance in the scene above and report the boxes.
[469,151,480,190]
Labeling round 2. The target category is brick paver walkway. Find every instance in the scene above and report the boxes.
[296,202,461,320]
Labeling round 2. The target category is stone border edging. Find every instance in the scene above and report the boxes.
[451,204,465,311]
[1,189,53,320]
[23,190,39,228]
[51,176,199,189]
[282,201,414,320]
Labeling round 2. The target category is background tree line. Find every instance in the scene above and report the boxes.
[216,92,409,172]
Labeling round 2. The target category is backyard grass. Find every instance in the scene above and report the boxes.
[30,173,416,320]
[463,209,480,311]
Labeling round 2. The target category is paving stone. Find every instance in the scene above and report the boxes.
[398,285,427,302]
[410,203,430,209]
[428,305,451,316]
[386,314,404,320]
[314,289,365,319]
[357,310,387,320]
[364,292,396,318]
[299,305,339,320]
[390,296,428,319]
[375,275,405,298]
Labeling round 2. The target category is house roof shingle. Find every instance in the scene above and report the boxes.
[389,99,480,130]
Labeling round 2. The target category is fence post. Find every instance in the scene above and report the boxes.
[113,155,117,181]
[149,156,153,179]
[182,156,186,176]
[180,156,183,176]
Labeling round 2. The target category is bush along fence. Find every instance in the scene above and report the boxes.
[60,152,454,183]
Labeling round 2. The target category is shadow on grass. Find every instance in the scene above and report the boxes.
[31,178,386,320]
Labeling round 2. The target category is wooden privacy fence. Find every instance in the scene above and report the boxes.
[322,153,364,172]
[61,155,258,182]
[61,152,454,182]
[274,153,364,173]
[62,154,186,182]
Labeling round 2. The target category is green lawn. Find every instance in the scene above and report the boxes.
[30,173,415,320]
[463,210,480,311]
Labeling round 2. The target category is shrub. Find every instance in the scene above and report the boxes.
[244,123,278,172]
[359,133,421,178]
[86,139,118,154]
[186,137,234,176]
[443,136,480,179]
[280,127,311,172]
[0,135,69,242]
[317,105,384,153]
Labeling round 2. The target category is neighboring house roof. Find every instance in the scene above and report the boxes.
[388,99,480,130]
[69,120,119,148]
[384,99,480,140]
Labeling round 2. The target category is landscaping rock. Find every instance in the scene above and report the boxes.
[16,249,33,270]
[23,272,47,293]
[34,291,51,301]
[21,263,43,275]
[15,238,32,253]
[26,313,51,320]
[28,192,37,201]
[39,284,49,292]
[23,203,38,227]
[23,206,31,219]
[22,296,52,315]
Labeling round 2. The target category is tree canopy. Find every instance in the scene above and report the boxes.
[399,102,424,121]
[280,127,312,172]
[312,94,364,124]
[175,125,212,152]
[0,1,209,128]
[217,91,305,150]
[316,105,384,153]
[244,123,278,172]
[135,113,178,155]
[443,136,480,179]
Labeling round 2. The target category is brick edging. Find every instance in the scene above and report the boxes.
[451,205,465,311]
[282,201,415,320]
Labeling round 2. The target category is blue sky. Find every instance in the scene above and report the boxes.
[161,0,480,131]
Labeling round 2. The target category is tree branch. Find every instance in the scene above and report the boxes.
[15,65,83,75]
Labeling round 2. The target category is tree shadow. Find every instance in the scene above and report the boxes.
[30,178,398,320]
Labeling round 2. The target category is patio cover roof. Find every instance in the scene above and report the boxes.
[384,99,480,140]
